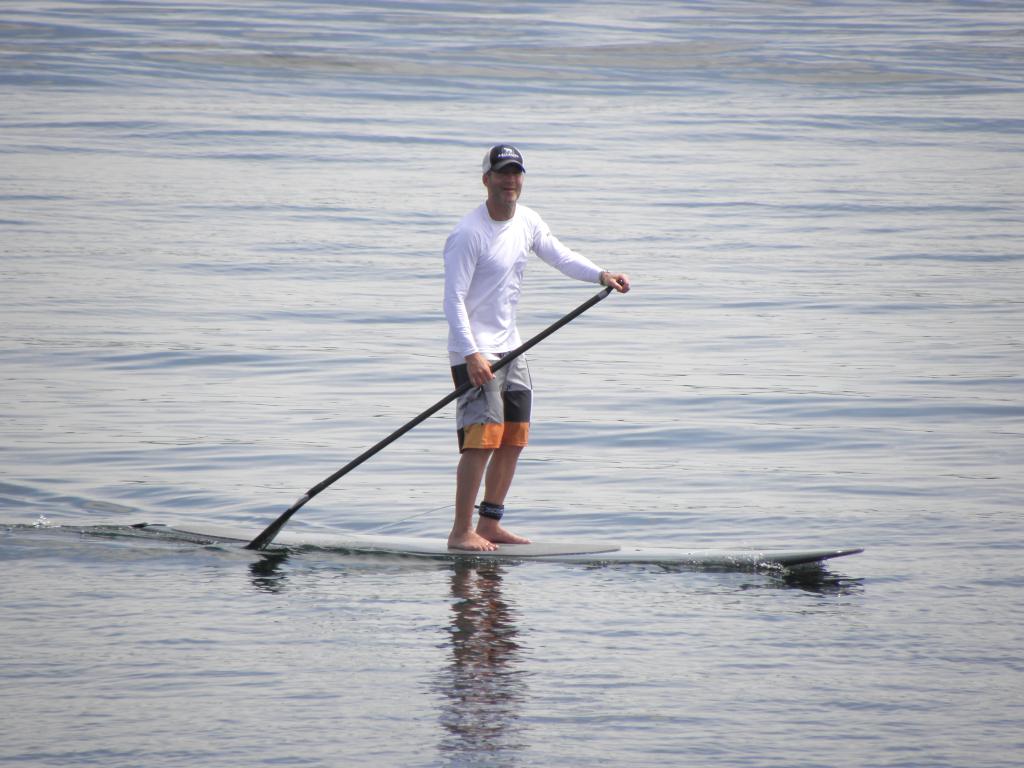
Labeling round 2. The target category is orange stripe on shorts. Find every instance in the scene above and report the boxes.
[501,421,530,447]
[461,422,506,450]
[461,422,530,450]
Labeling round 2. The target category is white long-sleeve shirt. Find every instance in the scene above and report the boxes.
[444,202,604,362]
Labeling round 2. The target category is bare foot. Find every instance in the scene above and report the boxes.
[476,520,531,545]
[447,529,498,552]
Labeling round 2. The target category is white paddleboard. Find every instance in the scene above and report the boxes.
[125,523,864,568]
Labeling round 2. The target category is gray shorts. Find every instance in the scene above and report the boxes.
[450,355,533,452]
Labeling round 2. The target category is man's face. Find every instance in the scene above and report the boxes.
[484,166,524,207]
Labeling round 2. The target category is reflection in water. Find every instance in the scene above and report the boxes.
[650,561,866,596]
[435,561,528,766]
[775,567,866,596]
[248,551,290,593]
[750,561,868,596]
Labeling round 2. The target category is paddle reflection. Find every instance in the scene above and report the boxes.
[435,560,528,765]
[247,551,290,593]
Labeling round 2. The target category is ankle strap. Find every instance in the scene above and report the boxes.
[477,501,505,521]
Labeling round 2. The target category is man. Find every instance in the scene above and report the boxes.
[443,144,630,551]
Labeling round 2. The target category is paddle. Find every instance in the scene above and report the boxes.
[245,286,615,550]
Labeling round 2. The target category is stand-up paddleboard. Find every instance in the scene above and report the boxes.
[123,523,863,568]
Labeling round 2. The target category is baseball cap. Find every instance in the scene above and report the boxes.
[482,144,525,173]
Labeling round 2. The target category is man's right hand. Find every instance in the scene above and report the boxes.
[465,352,495,387]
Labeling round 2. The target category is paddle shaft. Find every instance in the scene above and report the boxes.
[245,286,614,550]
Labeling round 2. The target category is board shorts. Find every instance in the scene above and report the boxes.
[450,355,533,452]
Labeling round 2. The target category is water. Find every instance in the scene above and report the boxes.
[2,1,1022,766]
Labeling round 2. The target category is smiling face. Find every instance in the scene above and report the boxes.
[483,165,525,221]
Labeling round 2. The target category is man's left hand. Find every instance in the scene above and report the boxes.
[600,271,631,293]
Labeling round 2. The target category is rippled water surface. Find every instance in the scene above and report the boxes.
[2,2,1022,766]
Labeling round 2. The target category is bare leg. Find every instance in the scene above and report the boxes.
[476,445,531,545]
[448,448,498,551]
[481,444,521,506]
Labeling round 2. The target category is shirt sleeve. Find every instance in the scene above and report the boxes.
[530,215,604,283]
[442,225,479,358]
